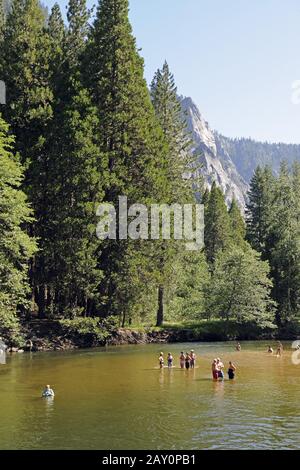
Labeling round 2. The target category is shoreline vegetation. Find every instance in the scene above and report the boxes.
[5,319,299,353]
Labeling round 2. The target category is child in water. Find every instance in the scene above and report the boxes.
[268,345,273,354]
[228,362,236,380]
[167,353,173,368]
[159,352,164,369]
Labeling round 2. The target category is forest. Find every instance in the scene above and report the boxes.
[0,0,300,345]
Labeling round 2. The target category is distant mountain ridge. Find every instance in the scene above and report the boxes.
[181,96,300,208]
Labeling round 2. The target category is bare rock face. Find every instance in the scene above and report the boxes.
[180,97,248,210]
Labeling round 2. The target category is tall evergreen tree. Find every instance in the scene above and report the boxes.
[246,166,275,258]
[0,0,53,315]
[0,116,37,341]
[204,182,231,264]
[271,162,300,324]
[229,198,246,247]
[85,0,170,321]
[41,0,104,317]
[150,61,194,326]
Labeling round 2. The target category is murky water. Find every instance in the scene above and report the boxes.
[0,341,299,450]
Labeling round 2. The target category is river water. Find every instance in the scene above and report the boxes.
[0,341,299,450]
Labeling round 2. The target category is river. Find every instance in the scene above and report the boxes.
[0,341,299,450]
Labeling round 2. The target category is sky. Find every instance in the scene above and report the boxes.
[44,0,300,144]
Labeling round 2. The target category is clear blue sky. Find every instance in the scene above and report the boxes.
[44,0,300,144]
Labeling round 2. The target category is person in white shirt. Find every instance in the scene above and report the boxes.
[42,385,55,398]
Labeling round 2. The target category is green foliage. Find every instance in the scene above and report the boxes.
[229,198,246,247]
[204,182,231,264]
[246,166,275,257]
[206,246,276,328]
[169,251,209,321]
[59,316,118,345]
[0,0,295,342]
[247,163,300,325]
[0,116,37,342]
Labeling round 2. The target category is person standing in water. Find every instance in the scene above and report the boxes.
[212,359,219,380]
[236,343,241,351]
[185,352,191,370]
[216,358,224,379]
[179,352,185,369]
[42,385,55,398]
[228,362,236,380]
[267,345,273,354]
[167,353,173,369]
[159,352,164,369]
[190,350,196,369]
[276,341,283,357]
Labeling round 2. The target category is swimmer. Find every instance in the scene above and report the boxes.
[228,361,236,380]
[42,385,55,398]
[159,352,164,369]
[267,345,273,354]
[236,342,241,351]
[167,352,173,368]
[190,350,196,369]
[179,352,185,369]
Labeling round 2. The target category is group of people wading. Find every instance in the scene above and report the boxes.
[158,350,236,380]
[157,342,285,381]
[159,350,197,370]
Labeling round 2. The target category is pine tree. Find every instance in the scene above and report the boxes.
[270,162,300,324]
[246,166,275,258]
[48,3,65,46]
[229,198,246,247]
[85,0,170,322]
[150,61,194,326]
[66,0,89,68]
[0,116,37,342]
[41,0,104,317]
[150,61,192,199]
[201,188,210,206]
[0,0,54,315]
[204,182,231,264]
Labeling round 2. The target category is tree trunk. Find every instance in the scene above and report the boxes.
[156,285,164,327]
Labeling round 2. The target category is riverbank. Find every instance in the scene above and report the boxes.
[6,318,298,352]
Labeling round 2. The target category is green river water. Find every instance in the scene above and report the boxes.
[0,341,299,450]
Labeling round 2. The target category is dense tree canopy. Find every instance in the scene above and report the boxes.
[0,0,294,343]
